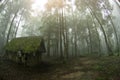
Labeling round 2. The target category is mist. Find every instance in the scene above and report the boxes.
[0,0,120,80]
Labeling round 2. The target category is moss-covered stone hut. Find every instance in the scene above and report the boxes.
[5,36,46,66]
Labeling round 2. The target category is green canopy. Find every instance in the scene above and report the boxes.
[5,36,45,53]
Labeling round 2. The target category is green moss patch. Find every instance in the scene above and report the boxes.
[5,36,43,53]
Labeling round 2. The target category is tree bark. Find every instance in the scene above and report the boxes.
[0,0,9,13]
[14,10,24,37]
[90,12,101,56]
[89,7,113,56]
[6,9,19,43]
[47,32,50,57]
[87,20,93,54]
[59,10,63,58]
[102,4,119,56]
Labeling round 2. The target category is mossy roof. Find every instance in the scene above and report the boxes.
[5,36,44,53]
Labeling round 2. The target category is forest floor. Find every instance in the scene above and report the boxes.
[0,56,120,80]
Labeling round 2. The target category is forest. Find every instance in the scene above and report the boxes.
[0,0,120,80]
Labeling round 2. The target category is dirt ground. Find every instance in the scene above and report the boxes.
[0,56,120,80]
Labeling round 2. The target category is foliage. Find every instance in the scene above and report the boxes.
[93,57,120,79]
[0,0,120,57]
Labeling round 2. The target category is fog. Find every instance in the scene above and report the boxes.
[0,0,120,80]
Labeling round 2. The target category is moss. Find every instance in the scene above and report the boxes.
[5,36,43,53]
[96,77,106,80]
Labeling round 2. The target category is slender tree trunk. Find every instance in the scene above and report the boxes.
[14,10,24,37]
[65,31,69,58]
[71,36,74,57]
[47,40,50,57]
[94,23,101,56]
[74,27,78,56]
[90,13,101,56]
[55,39,58,57]
[85,38,90,54]
[71,8,78,57]
[0,0,9,13]
[56,11,59,57]
[59,11,63,58]
[6,10,19,43]
[102,4,119,56]
[87,21,93,54]
[110,18,119,55]
[47,33,50,57]
[89,7,113,56]
[61,8,65,58]
[61,8,69,59]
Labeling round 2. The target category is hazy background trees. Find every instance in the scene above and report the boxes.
[0,0,120,58]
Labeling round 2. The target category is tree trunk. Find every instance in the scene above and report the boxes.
[90,12,101,56]
[87,20,93,54]
[89,7,113,56]
[6,10,19,43]
[85,38,90,54]
[47,33,50,57]
[102,4,119,56]
[59,11,63,58]
[0,0,9,13]
[14,10,24,37]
